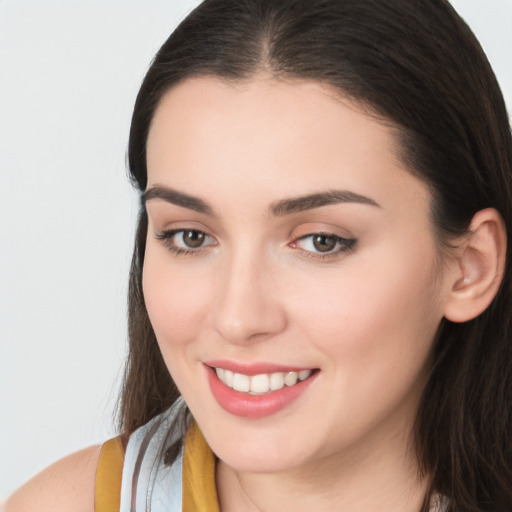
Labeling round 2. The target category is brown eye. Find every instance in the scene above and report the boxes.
[312,234,337,252]
[155,228,216,255]
[292,232,356,258]
[182,230,205,248]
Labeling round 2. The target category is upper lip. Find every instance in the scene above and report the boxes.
[204,359,317,376]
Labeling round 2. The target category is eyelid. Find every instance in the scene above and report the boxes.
[289,230,357,260]
[153,223,356,260]
[289,222,354,240]
[155,227,217,255]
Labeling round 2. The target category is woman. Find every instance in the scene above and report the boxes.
[6,0,512,511]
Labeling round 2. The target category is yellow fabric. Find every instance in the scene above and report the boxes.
[95,436,125,512]
[182,421,220,512]
[94,422,219,512]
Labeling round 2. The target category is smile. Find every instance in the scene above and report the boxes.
[215,367,313,395]
[205,363,319,418]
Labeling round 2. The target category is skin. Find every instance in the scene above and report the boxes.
[6,76,505,511]
[142,75,461,512]
[4,445,100,512]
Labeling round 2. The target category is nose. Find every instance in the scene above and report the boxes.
[210,247,288,345]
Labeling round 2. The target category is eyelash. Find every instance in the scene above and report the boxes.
[155,229,357,260]
[155,229,216,256]
[292,232,357,260]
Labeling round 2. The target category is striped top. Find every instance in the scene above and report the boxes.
[95,405,219,512]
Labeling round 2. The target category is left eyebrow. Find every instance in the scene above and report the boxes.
[142,185,214,215]
[270,190,381,216]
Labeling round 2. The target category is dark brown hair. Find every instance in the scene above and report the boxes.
[118,1,512,509]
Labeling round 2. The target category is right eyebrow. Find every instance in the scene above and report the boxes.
[142,185,214,216]
[269,189,380,216]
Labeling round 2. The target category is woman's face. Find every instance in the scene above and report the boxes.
[143,76,456,473]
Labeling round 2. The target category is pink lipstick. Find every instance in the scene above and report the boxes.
[204,361,319,418]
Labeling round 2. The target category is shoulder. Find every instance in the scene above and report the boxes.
[4,444,102,512]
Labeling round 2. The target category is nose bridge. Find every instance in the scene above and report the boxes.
[212,240,286,344]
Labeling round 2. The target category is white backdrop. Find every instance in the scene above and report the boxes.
[0,0,510,499]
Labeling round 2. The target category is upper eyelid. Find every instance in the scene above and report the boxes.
[154,228,354,242]
[155,225,215,239]
[155,228,216,256]
[292,233,355,246]
[154,227,356,252]
[292,229,356,246]
[296,231,352,240]
[156,228,215,242]
[289,220,354,237]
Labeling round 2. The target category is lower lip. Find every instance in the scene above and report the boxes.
[206,366,318,419]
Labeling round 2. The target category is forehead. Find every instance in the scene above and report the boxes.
[146,76,430,216]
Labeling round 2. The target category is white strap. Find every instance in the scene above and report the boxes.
[119,403,185,512]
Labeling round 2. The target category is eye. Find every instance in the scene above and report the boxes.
[179,230,207,248]
[155,228,216,255]
[291,232,356,258]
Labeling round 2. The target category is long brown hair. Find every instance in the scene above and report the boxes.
[118,1,512,509]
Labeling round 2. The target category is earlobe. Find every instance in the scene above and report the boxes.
[443,208,507,323]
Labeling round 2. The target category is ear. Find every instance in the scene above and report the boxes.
[443,208,507,323]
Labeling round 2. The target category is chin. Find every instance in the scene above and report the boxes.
[204,423,315,474]
[218,448,309,475]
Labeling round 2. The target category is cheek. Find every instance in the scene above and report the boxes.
[142,245,210,352]
[310,236,441,335]
[290,245,444,395]
[288,257,443,449]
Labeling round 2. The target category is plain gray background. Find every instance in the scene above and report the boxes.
[0,0,511,499]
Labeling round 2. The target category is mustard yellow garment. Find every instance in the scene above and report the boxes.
[95,436,125,512]
[94,420,219,511]
[182,420,220,512]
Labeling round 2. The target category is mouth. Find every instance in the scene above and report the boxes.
[214,367,315,395]
[204,362,320,418]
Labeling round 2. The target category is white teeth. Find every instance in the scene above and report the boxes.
[284,371,298,386]
[269,372,285,391]
[250,374,270,393]
[298,369,312,381]
[224,369,234,387]
[232,373,250,392]
[215,368,314,394]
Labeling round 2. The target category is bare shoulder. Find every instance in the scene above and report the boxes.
[4,444,102,512]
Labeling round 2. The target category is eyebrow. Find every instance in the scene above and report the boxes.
[270,190,380,215]
[143,185,214,215]
[143,185,380,216]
